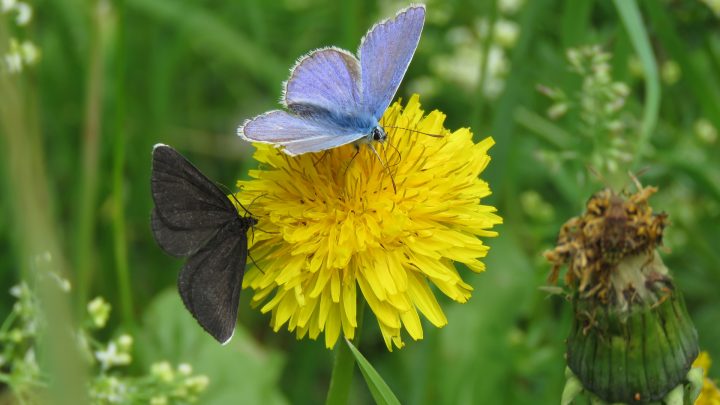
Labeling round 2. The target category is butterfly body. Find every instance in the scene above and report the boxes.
[150,144,255,344]
[239,5,425,156]
[285,102,388,146]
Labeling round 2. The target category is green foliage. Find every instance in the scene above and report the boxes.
[0,280,211,404]
[345,339,400,405]
[135,290,287,405]
[2,0,720,403]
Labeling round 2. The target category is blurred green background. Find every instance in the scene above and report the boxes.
[2,0,719,403]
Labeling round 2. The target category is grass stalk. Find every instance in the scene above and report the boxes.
[0,26,89,405]
[613,0,660,170]
[111,0,134,327]
[74,0,106,310]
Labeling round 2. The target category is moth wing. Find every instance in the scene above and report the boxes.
[177,221,249,344]
[151,144,238,256]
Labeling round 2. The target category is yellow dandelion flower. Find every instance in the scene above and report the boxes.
[235,95,501,350]
[695,352,720,405]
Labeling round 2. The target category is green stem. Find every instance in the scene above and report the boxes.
[74,0,106,310]
[613,0,660,170]
[112,0,134,327]
[325,298,366,405]
[472,0,498,134]
[0,24,89,405]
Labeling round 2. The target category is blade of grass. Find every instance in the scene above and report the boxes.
[112,0,134,326]
[345,339,401,405]
[513,106,576,149]
[613,0,660,171]
[645,2,720,130]
[74,0,107,312]
[0,26,89,405]
[561,0,592,48]
[471,0,498,133]
[487,0,549,188]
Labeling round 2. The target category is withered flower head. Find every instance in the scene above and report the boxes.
[545,185,668,303]
[546,184,699,404]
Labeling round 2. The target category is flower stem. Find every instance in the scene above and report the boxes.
[111,0,135,328]
[325,297,366,405]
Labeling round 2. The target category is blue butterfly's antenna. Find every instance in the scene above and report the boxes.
[383,139,403,169]
[383,125,444,138]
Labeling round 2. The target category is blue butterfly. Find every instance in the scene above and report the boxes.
[238,5,426,156]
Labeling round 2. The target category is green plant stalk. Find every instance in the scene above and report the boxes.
[74,0,106,310]
[112,0,134,326]
[487,0,548,188]
[325,297,366,405]
[472,0,498,134]
[645,2,720,130]
[613,0,660,171]
[0,26,89,405]
[513,106,575,148]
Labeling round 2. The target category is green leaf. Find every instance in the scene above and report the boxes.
[134,289,288,405]
[613,0,660,170]
[344,339,401,405]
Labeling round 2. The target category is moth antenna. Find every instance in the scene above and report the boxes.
[246,192,267,214]
[218,183,255,218]
[368,143,397,194]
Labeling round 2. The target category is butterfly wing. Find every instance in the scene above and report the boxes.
[177,220,248,344]
[239,110,365,156]
[359,5,425,120]
[282,47,362,117]
[151,144,237,256]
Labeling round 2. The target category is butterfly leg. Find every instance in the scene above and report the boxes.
[384,140,403,169]
[342,145,362,177]
[368,143,397,194]
[312,150,330,168]
[247,250,265,274]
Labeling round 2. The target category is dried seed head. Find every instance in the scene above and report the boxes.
[545,185,668,304]
[547,183,699,403]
